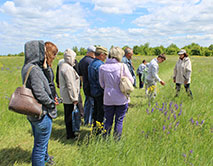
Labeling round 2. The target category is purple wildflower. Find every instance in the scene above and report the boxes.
[1,67,4,70]
[6,68,10,70]
[196,121,199,126]
[169,102,173,108]
[146,108,149,114]
[155,102,158,106]
[190,118,194,124]
[175,121,180,127]
[141,131,144,134]
[163,125,166,131]
[182,153,186,158]
[173,114,176,121]
[164,111,168,116]
[162,103,165,110]
[167,115,170,120]
[178,109,182,116]
[201,120,204,125]
[167,131,170,134]
[151,108,154,113]
[159,108,163,112]
[171,109,174,113]
[190,150,193,154]
[174,104,178,110]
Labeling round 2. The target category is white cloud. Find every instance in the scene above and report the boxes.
[0,0,89,54]
[0,0,212,54]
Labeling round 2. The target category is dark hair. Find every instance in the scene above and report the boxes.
[158,53,166,60]
[184,53,188,57]
[142,60,146,63]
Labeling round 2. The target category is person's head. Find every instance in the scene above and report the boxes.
[142,59,147,64]
[109,47,124,62]
[86,45,96,58]
[95,46,108,62]
[178,49,188,60]
[45,41,58,67]
[124,47,133,60]
[63,48,76,66]
[157,54,166,63]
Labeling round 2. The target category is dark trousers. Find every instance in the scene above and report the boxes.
[93,95,104,126]
[138,73,144,88]
[63,104,75,139]
[104,104,128,138]
[176,83,193,97]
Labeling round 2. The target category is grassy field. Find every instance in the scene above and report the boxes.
[0,55,212,166]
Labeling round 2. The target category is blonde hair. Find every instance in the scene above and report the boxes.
[109,47,124,62]
[45,41,58,67]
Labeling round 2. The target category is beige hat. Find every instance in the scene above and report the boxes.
[178,49,186,55]
[109,47,124,62]
[96,46,108,55]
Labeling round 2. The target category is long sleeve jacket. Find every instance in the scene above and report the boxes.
[173,57,192,84]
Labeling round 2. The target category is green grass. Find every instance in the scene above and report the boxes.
[0,55,212,166]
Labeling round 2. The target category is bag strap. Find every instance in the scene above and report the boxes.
[23,65,35,87]
[120,63,124,77]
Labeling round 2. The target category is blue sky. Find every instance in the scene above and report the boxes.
[0,0,212,54]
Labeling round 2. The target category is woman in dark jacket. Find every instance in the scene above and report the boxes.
[22,40,57,166]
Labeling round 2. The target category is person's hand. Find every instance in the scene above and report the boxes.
[73,101,78,105]
[160,80,165,86]
[184,80,188,85]
[43,55,47,69]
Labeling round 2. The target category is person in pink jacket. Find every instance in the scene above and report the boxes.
[99,47,134,139]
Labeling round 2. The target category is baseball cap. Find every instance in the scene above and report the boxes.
[96,46,108,55]
[87,46,96,53]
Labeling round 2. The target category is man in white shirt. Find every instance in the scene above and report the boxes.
[146,54,166,99]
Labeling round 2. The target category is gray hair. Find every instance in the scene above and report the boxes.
[124,47,133,56]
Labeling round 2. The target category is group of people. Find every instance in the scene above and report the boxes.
[136,49,193,100]
[21,40,193,166]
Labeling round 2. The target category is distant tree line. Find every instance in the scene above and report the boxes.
[3,43,213,56]
[132,43,213,56]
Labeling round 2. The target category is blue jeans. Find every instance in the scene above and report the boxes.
[84,96,94,125]
[29,115,52,166]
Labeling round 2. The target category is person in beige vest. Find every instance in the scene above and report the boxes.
[59,48,80,139]
[173,49,193,98]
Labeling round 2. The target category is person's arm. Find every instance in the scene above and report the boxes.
[99,66,105,89]
[30,68,55,108]
[123,64,134,84]
[184,60,192,84]
[173,62,177,83]
[63,68,79,103]
[56,65,60,88]
[152,64,161,82]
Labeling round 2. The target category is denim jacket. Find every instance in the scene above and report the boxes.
[88,58,104,97]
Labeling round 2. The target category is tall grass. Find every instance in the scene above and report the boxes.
[0,55,212,166]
